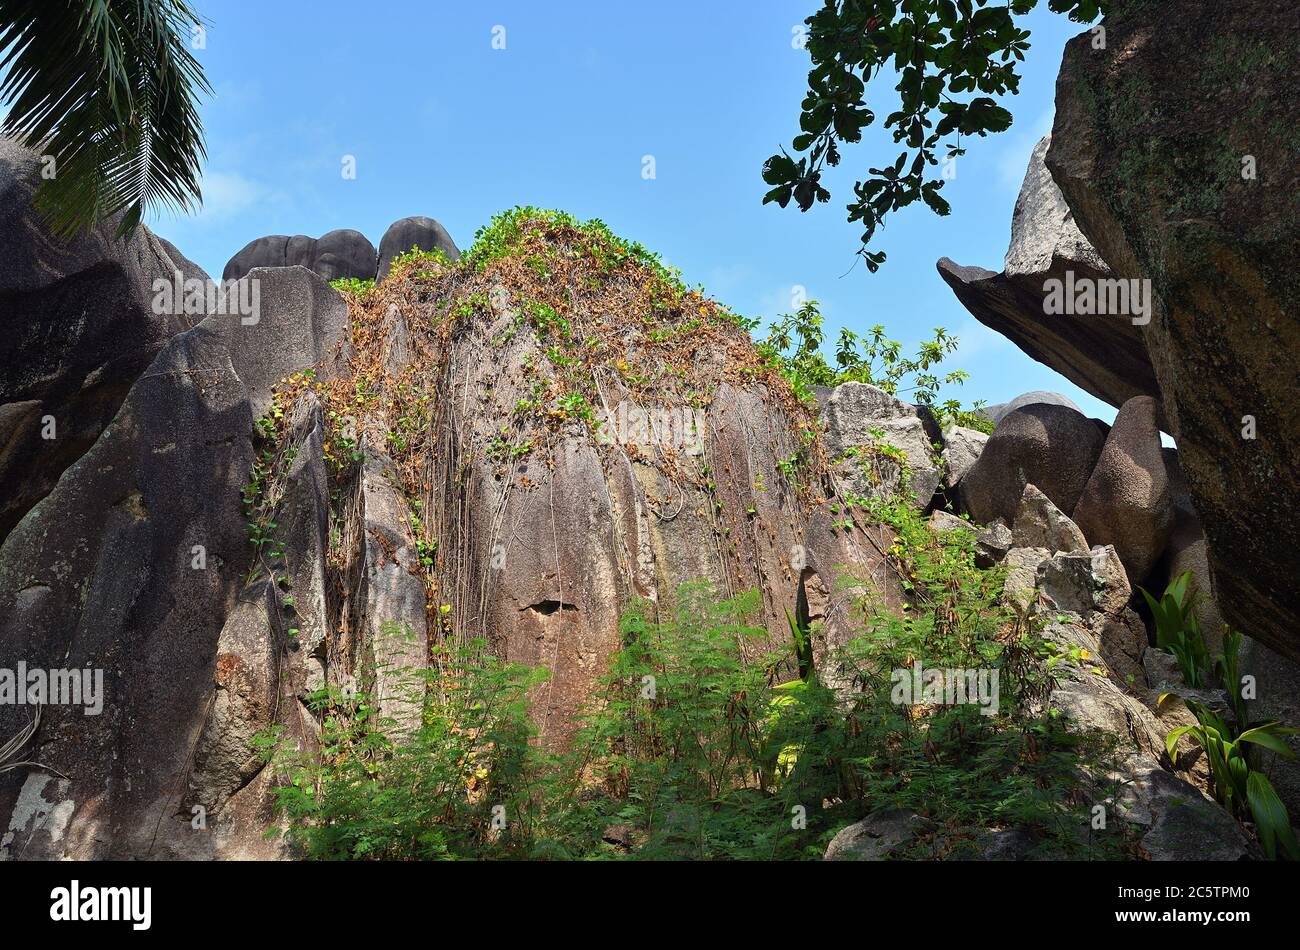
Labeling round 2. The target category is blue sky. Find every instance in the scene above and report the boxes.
[147,0,1109,422]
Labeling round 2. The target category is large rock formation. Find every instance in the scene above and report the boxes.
[0,216,901,855]
[0,138,203,545]
[377,215,461,279]
[1047,0,1300,662]
[982,390,1083,427]
[0,267,349,859]
[827,520,1258,861]
[959,402,1105,527]
[819,382,943,508]
[937,136,1160,415]
[1072,395,1173,588]
[223,229,378,283]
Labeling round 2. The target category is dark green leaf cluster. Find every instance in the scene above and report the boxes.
[763,0,1107,268]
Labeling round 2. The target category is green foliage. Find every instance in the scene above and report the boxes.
[328,277,377,298]
[1163,627,1298,860]
[261,488,1125,860]
[0,0,213,238]
[1216,628,1248,731]
[764,0,1107,269]
[387,246,452,281]
[256,635,550,860]
[558,586,796,859]
[1140,570,1209,687]
[1166,702,1299,861]
[758,300,984,424]
[465,206,683,290]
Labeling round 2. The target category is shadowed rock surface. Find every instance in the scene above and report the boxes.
[1072,395,1172,588]
[936,136,1160,415]
[1047,0,1300,662]
[0,138,204,546]
[0,267,349,859]
[960,402,1105,528]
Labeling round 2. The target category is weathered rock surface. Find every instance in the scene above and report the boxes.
[960,403,1105,527]
[0,268,349,859]
[983,391,1083,427]
[223,229,378,283]
[411,331,895,747]
[1047,0,1300,662]
[357,445,430,734]
[377,215,461,279]
[996,538,1255,859]
[975,519,1013,568]
[1072,396,1172,588]
[0,137,201,544]
[820,382,942,508]
[824,808,928,860]
[1240,638,1300,834]
[1011,484,1088,555]
[937,137,1159,415]
[928,510,975,536]
[939,424,987,489]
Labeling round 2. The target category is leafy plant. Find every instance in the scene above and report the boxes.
[759,300,983,422]
[1140,570,1209,687]
[329,277,377,298]
[1162,627,1299,860]
[256,637,549,860]
[1166,700,1299,861]
[763,0,1108,269]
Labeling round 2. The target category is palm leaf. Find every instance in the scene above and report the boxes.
[0,0,213,238]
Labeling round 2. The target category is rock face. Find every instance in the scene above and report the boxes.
[412,344,893,748]
[0,219,903,856]
[0,267,349,859]
[936,136,1160,415]
[983,391,1082,427]
[819,382,942,508]
[0,138,202,545]
[1072,396,1173,588]
[1162,506,1225,649]
[939,424,987,489]
[1011,484,1088,555]
[223,229,378,283]
[960,403,1105,527]
[824,808,928,860]
[377,216,461,279]
[984,502,1257,860]
[1047,0,1300,662]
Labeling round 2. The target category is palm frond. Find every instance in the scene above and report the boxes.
[0,0,213,238]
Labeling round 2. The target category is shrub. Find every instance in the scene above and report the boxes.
[1140,570,1209,686]
[1165,629,1300,861]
